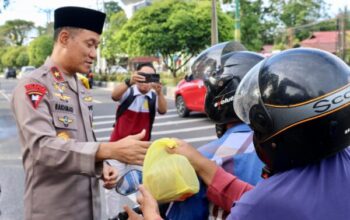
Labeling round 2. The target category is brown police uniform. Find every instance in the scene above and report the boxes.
[10,6,106,220]
[11,58,102,220]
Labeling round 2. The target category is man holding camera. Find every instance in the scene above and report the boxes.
[106,63,167,219]
[110,63,167,142]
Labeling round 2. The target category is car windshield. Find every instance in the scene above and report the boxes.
[22,66,35,72]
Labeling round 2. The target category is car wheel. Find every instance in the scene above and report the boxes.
[176,96,190,117]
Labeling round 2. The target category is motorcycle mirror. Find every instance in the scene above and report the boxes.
[115,169,143,196]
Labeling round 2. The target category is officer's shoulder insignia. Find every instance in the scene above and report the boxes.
[51,66,65,83]
[25,84,47,109]
[57,131,70,141]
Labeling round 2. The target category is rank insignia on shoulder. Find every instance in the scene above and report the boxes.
[58,116,73,127]
[25,84,47,109]
[51,66,65,83]
[83,96,93,102]
[57,131,70,141]
[54,93,71,102]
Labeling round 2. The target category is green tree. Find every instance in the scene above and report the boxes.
[16,49,29,67]
[267,0,328,45]
[37,22,54,36]
[0,19,34,46]
[104,1,123,22]
[0,47,9,70]
[1,46,26,67]
[116,0,233,77]
[28,35,53,67]
[239,0,264,51]
[102,11,128,66]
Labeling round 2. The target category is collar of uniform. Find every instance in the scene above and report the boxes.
[43,58,78,93]
[132,85,153,99]
[65,73,78,93]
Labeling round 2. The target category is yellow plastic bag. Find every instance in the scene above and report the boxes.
[143,138,199,203]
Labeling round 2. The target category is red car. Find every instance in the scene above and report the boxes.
[175,77,206,117]
[175,41,246,117]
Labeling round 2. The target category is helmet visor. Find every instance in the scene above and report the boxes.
[233,61,263,124]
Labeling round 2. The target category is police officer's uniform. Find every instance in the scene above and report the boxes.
[11,7,106,220]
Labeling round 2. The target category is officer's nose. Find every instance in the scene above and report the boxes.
[89,47,97,59]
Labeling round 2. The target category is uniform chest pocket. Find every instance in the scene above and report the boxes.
[52,112,78,130]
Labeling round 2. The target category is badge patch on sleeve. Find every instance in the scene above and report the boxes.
[25,84,47,109]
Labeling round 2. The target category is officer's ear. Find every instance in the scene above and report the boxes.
[57,29,71,47]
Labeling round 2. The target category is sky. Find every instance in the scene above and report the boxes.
[0,0,349,27]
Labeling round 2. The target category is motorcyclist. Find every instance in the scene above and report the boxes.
[126,48,350,220]
[166,51,265,220]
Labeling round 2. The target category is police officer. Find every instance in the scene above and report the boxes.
[11,6,150,220]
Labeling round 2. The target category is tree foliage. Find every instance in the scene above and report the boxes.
[28,35,53,67]
[239,0,264,51]
[1,46,27,67]
[104,1,123,22]
[0,19,34,46]
[101,11,128,65]
[116,0,233,77]
[266,0,328,45]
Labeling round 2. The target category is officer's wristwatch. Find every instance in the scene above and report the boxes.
[124,78,131,87]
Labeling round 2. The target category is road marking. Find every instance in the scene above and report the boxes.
[95,124,213,135]
[93,127,113,133]
[182,136,217,143]
[152,125,214,135]
[0,155,22,160]
[96,135,217,144]
[93,109,178,120]
[0,90,10,101]
[93,117,207,126]
[93,99,102,103]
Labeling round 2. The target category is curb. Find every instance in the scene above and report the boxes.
[93,81,175,100]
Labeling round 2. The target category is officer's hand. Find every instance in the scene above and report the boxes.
[102,164,118,189]
[112,129,151,165]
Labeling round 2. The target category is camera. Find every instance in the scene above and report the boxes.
[137,72,160,83]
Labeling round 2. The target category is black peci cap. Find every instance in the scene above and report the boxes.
[54,6,106,34]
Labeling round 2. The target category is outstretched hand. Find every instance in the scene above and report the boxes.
[124,185,162,220]
[112,129,151,165]
[166,138,202,164]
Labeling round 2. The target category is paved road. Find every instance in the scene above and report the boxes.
[0,77,216,219]
[92,87,216,147]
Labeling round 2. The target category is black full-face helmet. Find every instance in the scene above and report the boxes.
[234,48,350,174]
[204,51,264,124]
[189,41,246,80]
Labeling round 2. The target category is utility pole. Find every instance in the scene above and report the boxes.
[342,6,347,60]
[211,0,218,46]
[234,0,240,42]
[339,6,346,60]
[287,28,294,48]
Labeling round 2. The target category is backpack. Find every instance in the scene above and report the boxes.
[114,87,157,139]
